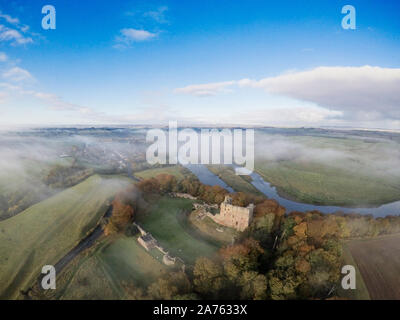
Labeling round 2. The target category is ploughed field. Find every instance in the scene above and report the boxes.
[347,234,400,300]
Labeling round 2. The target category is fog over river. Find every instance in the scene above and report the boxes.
[185,164,400,217]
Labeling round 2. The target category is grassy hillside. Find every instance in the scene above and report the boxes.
[47,236,167,300]
[135,165,191,180]
[137,196,219,265]
[0,149,78,220]
[42,196,220,299]
[0,174,130,299]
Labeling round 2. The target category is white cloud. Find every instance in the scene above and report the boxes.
[126,5,169,24]
[2,67,34,82]
[0,91,7,103]
[0,25,33,45]
[0,12,19,25]
[228,106,343,126]
[174,81,236,97]
[20,25,29,32]
[0,64,102,122]
[34,92,94,115]
[0,52,7,62]
[123,28,156,41]
[240,66,400,120]
[143,6,169,24]
[34,92,177,125]
[116,5,167,49]
[115,28,157,47]
[0,11,30,32]
[0,82,22,91]
[175,66,400,123]
[0,10,37,46]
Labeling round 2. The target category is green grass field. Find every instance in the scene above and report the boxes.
[188,211,238,246]
[50,236,167,300]
[255,135,400,206]
[52,196,221,299]
[137,196,219,265]
[135,165,191,180]
[255,161,400,206]
[0,174,130,299]
[206,165,262,195]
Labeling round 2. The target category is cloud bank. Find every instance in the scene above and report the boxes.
[2,67,34,82]
[0,11,35,46]
[240,66,400,121]
[174,66,400,126]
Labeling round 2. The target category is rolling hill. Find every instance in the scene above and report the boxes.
[0,174,131,299]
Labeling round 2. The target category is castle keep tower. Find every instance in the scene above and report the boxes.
[214,195,254,231]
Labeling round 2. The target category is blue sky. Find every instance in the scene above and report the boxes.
[0,0,399,128]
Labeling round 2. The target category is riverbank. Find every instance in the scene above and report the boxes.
[187,164,400,217]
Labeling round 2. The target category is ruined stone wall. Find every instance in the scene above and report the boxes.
[209,196,254,231]
[218,202,253,231]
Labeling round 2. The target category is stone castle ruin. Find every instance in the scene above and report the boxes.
[211,195,254,231]
[134,223,185,269]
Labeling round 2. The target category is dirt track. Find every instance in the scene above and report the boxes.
[347,234,400,300]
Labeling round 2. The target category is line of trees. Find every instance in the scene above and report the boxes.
[43,164,94,189]
[137,173,266,206]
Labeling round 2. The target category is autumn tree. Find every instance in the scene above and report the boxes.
[147,272,192,300]
[137,177,160,194]
[193,257,229,299]
[104,184,137,235]
[154,174,178,193]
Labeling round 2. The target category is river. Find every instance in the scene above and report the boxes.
[185,164,400,217]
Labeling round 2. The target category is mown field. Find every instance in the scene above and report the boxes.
[346,234,400,300]
[137,196,219,265]
[135,165,191,180]
[255,135,400,206]
[0,174,130,299]
[206,165,262,195]
[44,236,167,300]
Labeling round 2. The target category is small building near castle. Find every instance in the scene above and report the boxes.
[134,222,185,269]
[211,195,254,231]
[138,232,158,251]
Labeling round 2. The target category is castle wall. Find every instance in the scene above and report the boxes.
[210,196,254,231]
[138,236,151,251]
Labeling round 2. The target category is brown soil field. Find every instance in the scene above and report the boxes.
[347,234,400,300]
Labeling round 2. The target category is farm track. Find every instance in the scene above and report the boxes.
[30,205,113,299]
